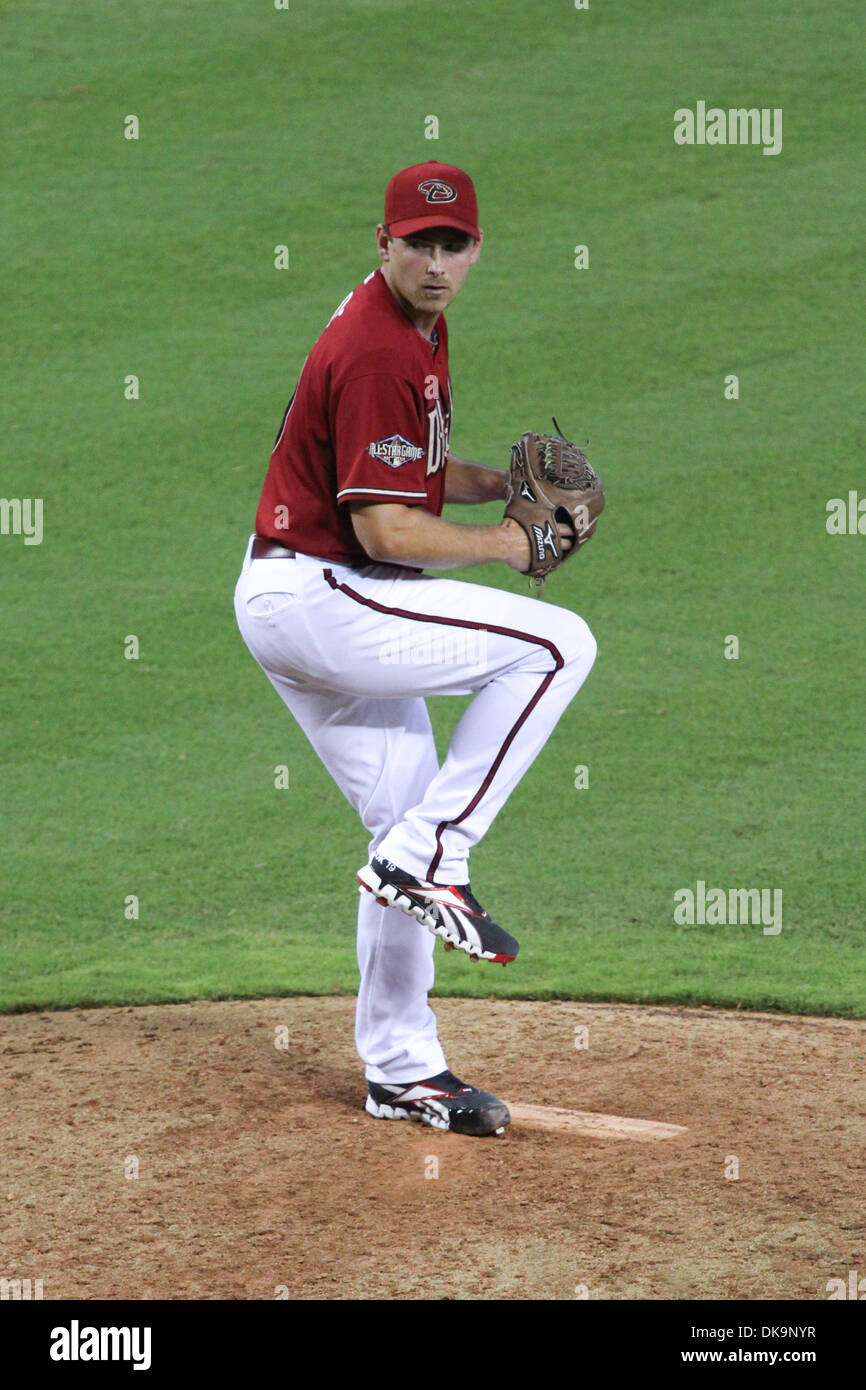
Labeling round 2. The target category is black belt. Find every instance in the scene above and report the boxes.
[251,536,296,560]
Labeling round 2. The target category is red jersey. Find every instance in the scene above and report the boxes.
[255,268,452,565]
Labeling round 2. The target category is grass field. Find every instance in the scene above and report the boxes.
[2,0,864,1015]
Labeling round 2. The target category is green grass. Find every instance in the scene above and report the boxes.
[2,0,864,1015]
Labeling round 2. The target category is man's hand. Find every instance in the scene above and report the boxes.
[500,517,573,572]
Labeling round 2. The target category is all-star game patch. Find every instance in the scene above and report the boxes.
[367,435,426,468]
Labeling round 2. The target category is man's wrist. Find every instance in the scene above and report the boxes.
[489,467,509,502]
[497,516,530,571]
[473,463,508,503]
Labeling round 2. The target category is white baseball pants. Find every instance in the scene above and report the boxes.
[234,537,596,1083]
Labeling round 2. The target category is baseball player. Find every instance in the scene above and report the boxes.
[234,161,597,1136]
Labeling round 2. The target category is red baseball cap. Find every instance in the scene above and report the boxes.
[384,161,481,241]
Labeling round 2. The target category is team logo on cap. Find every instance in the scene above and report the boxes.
[418,179,457,204]
[368,434,426,468]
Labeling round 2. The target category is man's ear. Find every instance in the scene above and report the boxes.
[469,229,483,264]
[376,223,392,262]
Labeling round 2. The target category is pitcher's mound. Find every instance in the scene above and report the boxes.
[2,995,863,1299]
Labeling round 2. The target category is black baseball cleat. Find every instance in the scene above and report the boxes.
[357,854,519,964]
[365,1070,510,1136]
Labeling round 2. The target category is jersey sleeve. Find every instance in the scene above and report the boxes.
[332,373,431,507]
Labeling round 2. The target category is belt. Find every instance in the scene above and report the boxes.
[251,536,296,560]
[250,535,373,571]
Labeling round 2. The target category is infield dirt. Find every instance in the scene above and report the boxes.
[3,998,863,1300]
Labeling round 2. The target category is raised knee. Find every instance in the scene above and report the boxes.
[552,611,597,675]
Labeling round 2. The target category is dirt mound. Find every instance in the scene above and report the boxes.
[2,997,863,1299]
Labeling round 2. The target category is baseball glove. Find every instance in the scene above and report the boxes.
[504,421,604,588]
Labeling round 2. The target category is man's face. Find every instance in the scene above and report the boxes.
[377,225,482,316]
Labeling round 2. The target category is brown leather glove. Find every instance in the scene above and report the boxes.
[504,426,604,586]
